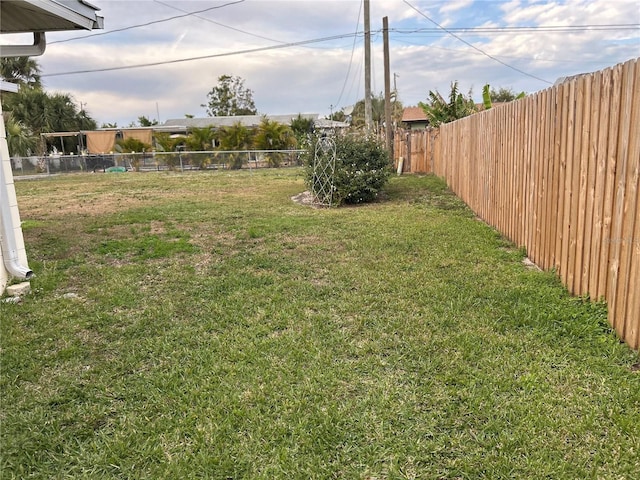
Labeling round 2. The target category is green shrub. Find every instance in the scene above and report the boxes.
[304,133,392,205]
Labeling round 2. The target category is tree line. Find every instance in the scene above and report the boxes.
[1,57,97,156]
[2,57,523,157]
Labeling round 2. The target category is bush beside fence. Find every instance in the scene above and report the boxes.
[394,58,639,349]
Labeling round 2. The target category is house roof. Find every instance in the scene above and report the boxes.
[313,118,350,129]
[402,107,428,123]
[162,114,320,130]
[0,0,103,33]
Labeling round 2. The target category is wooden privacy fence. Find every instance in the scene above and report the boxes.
[394,129,437,174]
[395,58,639,349]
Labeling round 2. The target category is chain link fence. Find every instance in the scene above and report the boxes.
[10,150,306,176]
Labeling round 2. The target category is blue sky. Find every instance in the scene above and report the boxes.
[12,0,639,126]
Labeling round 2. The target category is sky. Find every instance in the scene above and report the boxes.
[6,0,639,127]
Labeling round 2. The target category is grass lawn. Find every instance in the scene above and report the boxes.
[1,168,638,479]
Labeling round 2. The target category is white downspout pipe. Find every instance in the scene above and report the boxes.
[0,99,33,280]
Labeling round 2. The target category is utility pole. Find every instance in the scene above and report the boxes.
[383,16,392,157]
[364,0,372,131]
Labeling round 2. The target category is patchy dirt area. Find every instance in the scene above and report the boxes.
[291,191,321,208]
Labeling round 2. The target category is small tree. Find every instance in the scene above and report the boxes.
[153,132,180,152]
[4,113,36,156]
[184,127,214,151]
[490,86,525,103]
[115,137,151,171]
[419,81,477,127]
[253,118,296,167]
[350,93,404,130]
[202,75,257,117]
[0,56,41,88]
[290,114,314,144]
[482,84,527,110]
[116,137,150,153]
[329,111,347,122]
[137,116,158,126]
[217,121,253,169]
[153,132,182,170]
[183,127,215,169]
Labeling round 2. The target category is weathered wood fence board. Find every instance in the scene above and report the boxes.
[393,58,639,349]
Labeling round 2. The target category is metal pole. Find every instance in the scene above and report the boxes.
[383,16,393,157]
[364,0,372,131]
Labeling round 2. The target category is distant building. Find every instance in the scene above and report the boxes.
[34,114,352,156]
[401,107,429,130]
[161,114,349,133]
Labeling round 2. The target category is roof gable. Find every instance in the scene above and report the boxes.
[402,107,428,123]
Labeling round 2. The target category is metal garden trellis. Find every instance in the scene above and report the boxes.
[311,135,337,207]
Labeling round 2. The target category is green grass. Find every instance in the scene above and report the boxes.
[2,169,638,479]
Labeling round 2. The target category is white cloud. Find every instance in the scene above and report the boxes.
[439,0,475,15]
[24,0,639,126]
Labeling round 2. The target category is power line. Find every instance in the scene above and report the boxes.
[41,32,361,78]
[334,0,363,109]
[153,0,284,45]
[392,24,640,35]
[48,0,246,45]
[403,0,553,85]
[391,37,622,65]
[153,0,341,52]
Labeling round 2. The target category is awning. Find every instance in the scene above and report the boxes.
[123,128,153,146]
[85,131,116,154]
[41,131,81,138]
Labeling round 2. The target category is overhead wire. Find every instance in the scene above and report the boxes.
[333,0,363,109]
[392,24,640,35]
[402,0,553,84]
[391,36,619,65]
[152,0,285,45]
[40,1,636,81]
[48,0,246,44]
[41,32,363,77]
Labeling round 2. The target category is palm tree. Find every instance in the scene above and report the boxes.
[253,118,296,167]
[3,113,36,156]
[351,93,384,129]
[350,93,404,130]
[0,56,41,88]
[185,127,214,151]
[217,121,252,151]
[181,127,215,169]
[4,87,97,153]
[45,92,81,132]
[216,121,253,169]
